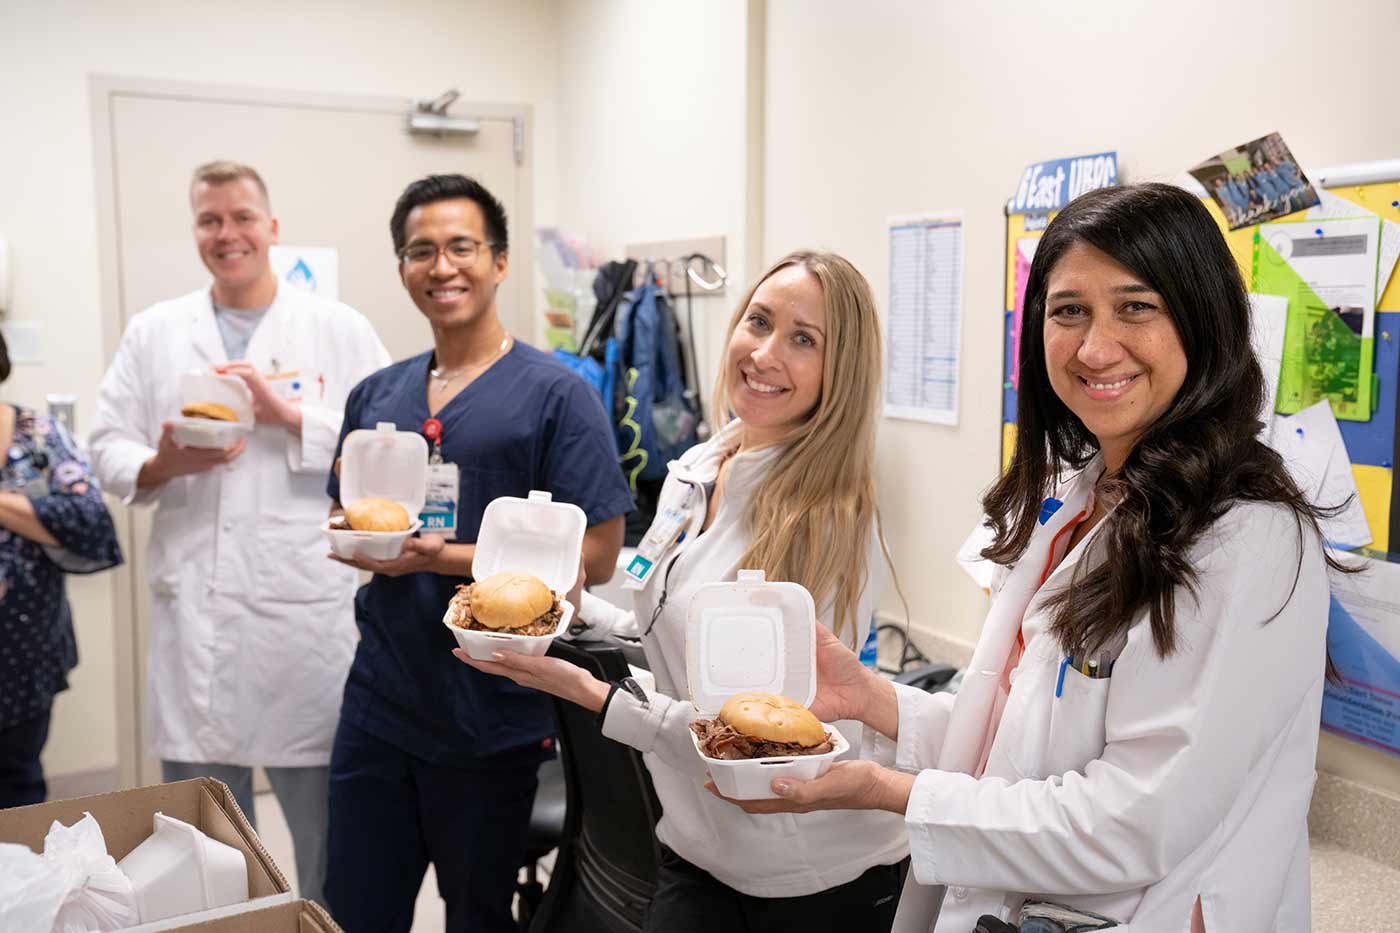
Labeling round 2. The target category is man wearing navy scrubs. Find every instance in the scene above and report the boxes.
[322,175,631,932]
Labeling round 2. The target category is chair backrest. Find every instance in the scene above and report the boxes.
[530,639,663,933]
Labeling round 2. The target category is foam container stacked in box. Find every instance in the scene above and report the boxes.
[0,777,294,932]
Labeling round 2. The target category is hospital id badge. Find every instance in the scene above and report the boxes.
[623,485,695,590]
[268,372,304,403]
[420,462,459,539]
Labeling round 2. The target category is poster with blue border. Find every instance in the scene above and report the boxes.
[1322,555,1400,756]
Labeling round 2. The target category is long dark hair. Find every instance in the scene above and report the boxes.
[982,183,1350,659]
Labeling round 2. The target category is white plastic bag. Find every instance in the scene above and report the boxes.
[0,842,67,932]
[0,812,140,933]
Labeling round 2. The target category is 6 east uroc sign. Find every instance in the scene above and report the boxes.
[1011,151,1118,214]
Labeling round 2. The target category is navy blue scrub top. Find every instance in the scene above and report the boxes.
[328,343,633,768]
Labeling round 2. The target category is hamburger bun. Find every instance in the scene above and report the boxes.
[344,497,412,532]
[470,571,556,631]
[718,693,826,748]
[181,401,238,422]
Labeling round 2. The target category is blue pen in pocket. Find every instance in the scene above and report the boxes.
[1055,656,1071,698]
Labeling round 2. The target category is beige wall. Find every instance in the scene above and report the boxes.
[554,0,759,397]
[763,0,1400,793]
[0,0,563,779]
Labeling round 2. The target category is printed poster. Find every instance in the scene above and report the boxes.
[885,212,964,425]
[1323,556,1400,758]
[269,245,340,300]
[1253,217,1381,421]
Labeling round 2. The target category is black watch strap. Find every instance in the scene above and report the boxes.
[596,676,649,729]
[596,683,621,728]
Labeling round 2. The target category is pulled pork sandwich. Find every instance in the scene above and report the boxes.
[180,402,238,422]
[445,571,563,637]
[331,497,412,533]
[691,692,834,760]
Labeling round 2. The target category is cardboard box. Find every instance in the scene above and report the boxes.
[0,777,294,931]
[167,899,341,932]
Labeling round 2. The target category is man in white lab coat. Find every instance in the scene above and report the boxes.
[89,161,390,906]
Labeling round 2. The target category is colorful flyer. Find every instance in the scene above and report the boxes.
[1009,238,1037,390]
[1323,556,1400,757]
[1253,217,1381,422]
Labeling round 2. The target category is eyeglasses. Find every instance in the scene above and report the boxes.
[398,237,494,268]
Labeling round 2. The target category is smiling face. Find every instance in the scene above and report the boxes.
[1042,241,1188,472]
[191,178,278,298]
[397,197,508,332]
[724,264,827,447]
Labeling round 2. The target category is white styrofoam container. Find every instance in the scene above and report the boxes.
[324,422,427,560]
[117,812,249,924]
[445,490,586,659]
[169,372,254,449]
[686,569,847,799]
[447,598,576,661]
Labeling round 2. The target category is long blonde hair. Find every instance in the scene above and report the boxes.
[713,251,898,644]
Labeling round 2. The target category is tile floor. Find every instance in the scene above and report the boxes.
[259,780,1400,932]
[254,790,553,932]
[255,789,447,932]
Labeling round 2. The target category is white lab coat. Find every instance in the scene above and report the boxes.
[582,419,911,898]
[90,285,391,767]
[876,458,1328,932]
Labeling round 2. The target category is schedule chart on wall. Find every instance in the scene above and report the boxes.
[885,211,965,425]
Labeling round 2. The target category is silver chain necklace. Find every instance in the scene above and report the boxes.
[430,335,511,389]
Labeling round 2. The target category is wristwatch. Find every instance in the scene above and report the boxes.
[618,675,649,707]
[597,675,650,727]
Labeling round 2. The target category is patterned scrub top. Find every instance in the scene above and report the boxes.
[0,406,122,730]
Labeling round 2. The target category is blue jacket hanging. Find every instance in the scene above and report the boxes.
[614,280,699,486]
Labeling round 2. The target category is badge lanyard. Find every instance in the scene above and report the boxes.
[420,418,460,539]
[623,482,698,590]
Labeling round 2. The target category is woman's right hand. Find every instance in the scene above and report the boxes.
[452,647,612,713]
[808,623,885,724]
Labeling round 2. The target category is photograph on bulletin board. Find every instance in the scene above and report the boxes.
[1189,132,1320,230]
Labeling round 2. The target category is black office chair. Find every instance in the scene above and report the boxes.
[526,639,664,933]
[516,757,568,929]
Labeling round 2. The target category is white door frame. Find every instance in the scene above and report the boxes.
[88,73,535,788]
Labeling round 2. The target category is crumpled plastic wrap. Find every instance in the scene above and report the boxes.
[0,812,140,932]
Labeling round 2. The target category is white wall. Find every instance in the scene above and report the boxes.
[554,0,759,397]
[763,0,1400,793]
[0,0,563,779]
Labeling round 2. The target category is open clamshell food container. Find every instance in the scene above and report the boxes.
[445,490,584,660]
[323,422,427,560]
[687,570,848,800]
[169,372,254,449]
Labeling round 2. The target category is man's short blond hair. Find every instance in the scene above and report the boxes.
[190,161,270,205]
